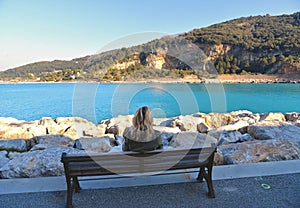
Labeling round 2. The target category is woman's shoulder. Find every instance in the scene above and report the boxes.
[153,129,161,135]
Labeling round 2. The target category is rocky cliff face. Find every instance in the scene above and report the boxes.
[112,54,141,70]
[107,41,299,77]
[112,51,168,70]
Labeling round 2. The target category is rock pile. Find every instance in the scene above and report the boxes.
[0,111,299,178]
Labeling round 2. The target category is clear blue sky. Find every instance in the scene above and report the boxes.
[0,0,299,70]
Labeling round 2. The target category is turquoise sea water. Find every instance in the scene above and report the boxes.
[0,83,299,123]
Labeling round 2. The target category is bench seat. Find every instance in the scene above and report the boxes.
[61,144,217,208]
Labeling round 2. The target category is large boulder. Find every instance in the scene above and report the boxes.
[0,147,84,178]
[101,115,133,136]
[197,122,210,133]
[96,123,107,135]
[208,120,249,140]
[0,123,34,140]
[0,151,9,168]
[7,152,22,160]
[218,131,242,145]
[218,131,254,145]
[55,117,103,140]
[153,126,181,134]
[218,140,299,165]
[229,110,253,117]
[260,112,285,122]
[229,110,260,125]
[153,126,181,146]
[30,134,74,151]
[25,121,47,137]
[285,112,300,122]
[239,133,255,142]
[153,118,175,127]
[247,121,300,147]
[172,115,205,132]
[0,139,28,152]
[75,136,112,152]
[0,117,24,124]
[38,117,64,134]
[169,132,217,149]
[0,120,46,140]
[202,113,234,128]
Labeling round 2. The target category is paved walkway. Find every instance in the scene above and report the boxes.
[0,160,299,208]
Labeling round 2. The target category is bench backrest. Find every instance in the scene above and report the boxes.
[61,145,216,177]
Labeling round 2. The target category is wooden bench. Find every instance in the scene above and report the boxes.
[61,144,217,208]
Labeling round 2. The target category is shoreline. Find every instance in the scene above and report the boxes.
[1,74,300,84]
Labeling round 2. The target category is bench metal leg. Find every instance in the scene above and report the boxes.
[74,176,81,193]
[197,165,215,198]
[204,165,215,198]
[66,177,74,208]
[197,167,205,182]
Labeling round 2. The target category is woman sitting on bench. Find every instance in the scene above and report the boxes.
[122,106,163,152]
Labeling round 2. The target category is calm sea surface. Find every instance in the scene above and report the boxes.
[0,83,299,123]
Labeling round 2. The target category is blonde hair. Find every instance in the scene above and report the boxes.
[132,106,153,132]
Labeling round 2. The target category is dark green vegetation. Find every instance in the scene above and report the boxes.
[183,12,300,75]
[1,12,299,81]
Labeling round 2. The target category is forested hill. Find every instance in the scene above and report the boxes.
[1,12,299,81]
[181,12,300,75]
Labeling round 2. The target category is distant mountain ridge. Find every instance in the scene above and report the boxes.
[1,12,299,82]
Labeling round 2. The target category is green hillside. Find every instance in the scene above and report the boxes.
[182,12,300,74]
[1,12,299,81]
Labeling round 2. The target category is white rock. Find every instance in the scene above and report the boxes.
[75,136,112,152]
[170,132,217,148]
[202,113,234,128]
[208,120,249,140]
[153,126,181,146]
[0,147,85,178]
[39,117,64,134]
[30,134,74,151]
[260,112,286,122]
[218,130,242,145]
[96,123,107,135]
[218,140,299,165]
[105,115,134,136]
[153,126,181,134]
[0,117,24,124]
[0,124,34,140]
[172,115,205,132]
[0,151,9,168]
[0,139,27,152]
[230,110,253,116]
[153,118,175,127]
[55,117,100,140]
[8,152,22,160]
[247,121,300,147]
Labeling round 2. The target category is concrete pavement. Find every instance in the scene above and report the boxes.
[0,160,299,208]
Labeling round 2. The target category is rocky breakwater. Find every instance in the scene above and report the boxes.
[0,111,300,178]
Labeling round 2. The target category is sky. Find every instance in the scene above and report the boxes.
[0,0,299,70]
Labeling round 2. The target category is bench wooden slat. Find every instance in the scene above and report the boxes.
[66,156,212,176]
[62,147,214,162]
[68,161,207,177]
[66,152,211,170]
